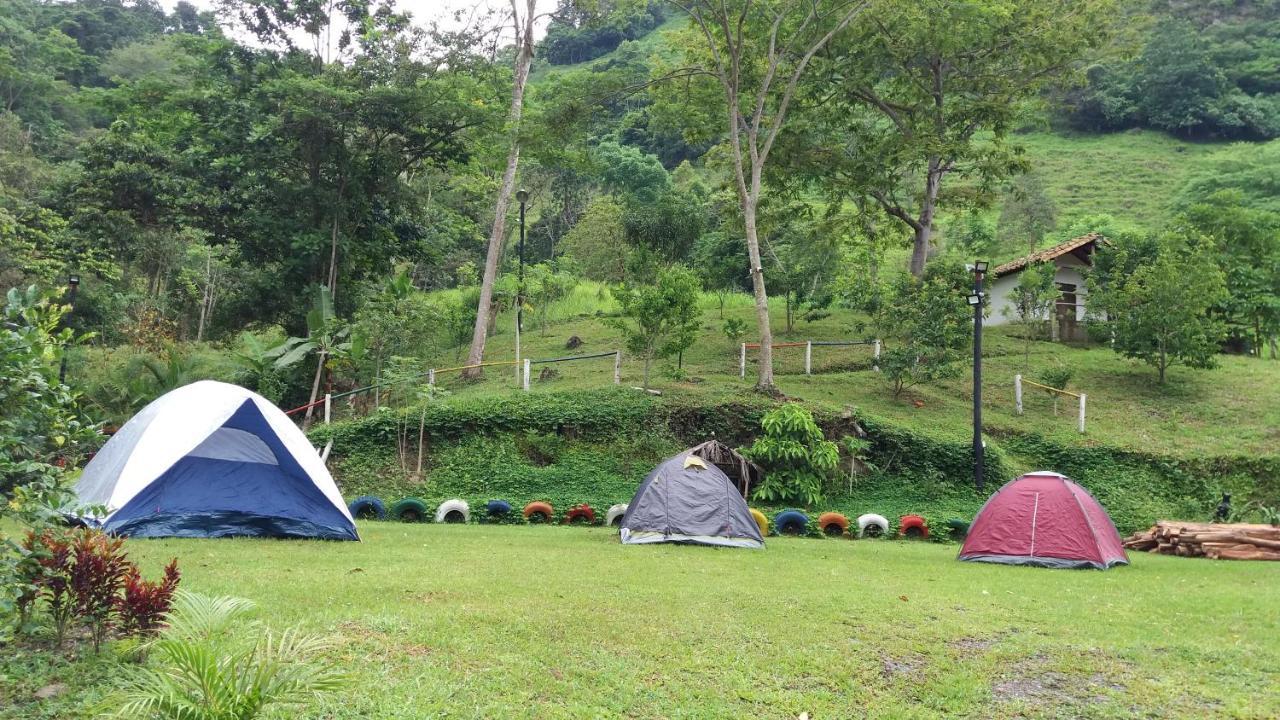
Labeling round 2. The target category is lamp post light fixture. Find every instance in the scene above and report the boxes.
[514,189,529,385]
[58,274,81,384]
[970,261,989,493]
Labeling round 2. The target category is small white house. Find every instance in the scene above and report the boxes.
[986,232,1104,342]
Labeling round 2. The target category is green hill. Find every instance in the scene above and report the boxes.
[313,288,1280,535]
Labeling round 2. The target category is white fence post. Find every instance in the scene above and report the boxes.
[1078,394,1087,433]
[873,339,881,372]
[613,350,621,384]
[804,341,812,375]
[1015,374,1023,415]
[522,359,531,392]
[427,368,435,387]
[740,343,747,379]
[319,393,334,462]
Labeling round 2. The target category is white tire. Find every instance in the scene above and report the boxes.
[857,513,888,538]
[605,503,628,527]
[435,498,470,524]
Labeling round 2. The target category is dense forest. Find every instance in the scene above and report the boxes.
[2,0,1279,412]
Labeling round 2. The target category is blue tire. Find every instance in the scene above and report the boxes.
[348,496,386,521]
[486,500,512,517]
[775,509,809,536]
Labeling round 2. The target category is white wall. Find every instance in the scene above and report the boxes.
[986,257,1088,327]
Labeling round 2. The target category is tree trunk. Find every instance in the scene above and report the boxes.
[302,350,327,429]
[462,0,536,380]
[196,249,211,343]
[909,161,943,278]
[743,203,775,390]
[327,178,346,303]
[642,353,651,389]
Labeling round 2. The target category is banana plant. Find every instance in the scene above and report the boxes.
[271,287,353,428]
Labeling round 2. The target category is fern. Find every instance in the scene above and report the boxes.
[106,592,346,720]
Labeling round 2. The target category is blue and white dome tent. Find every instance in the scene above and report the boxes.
[75,381,357,540]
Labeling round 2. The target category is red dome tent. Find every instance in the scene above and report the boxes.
[959,472,1128,570]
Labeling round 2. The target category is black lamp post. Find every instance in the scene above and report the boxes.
[58,274,80,384]
[967,261,989,493]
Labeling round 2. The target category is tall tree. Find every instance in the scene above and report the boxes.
[789,0,1121,277]
[659,0,867,391]
[462,0,538,379]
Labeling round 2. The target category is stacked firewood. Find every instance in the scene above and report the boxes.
[1123,521,1280,561]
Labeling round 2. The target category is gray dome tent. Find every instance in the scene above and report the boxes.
[619,451,764,549]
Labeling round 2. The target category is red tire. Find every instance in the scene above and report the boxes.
[899,514,929,540]
[565,503,595,525]
[523,501,554,523]
[818,512,849,537]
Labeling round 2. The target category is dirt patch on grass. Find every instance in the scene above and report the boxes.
[949,636,997,653]
[992,656,1126,709]
[881,654,926,681]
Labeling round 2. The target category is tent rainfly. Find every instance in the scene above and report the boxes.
[75,381,357,540]
[620,451,764,548]
[958,472,1127,569]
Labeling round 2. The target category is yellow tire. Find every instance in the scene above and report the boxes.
[749,508,769,538]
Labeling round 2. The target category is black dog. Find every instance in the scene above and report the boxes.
[1213,493,1232,522]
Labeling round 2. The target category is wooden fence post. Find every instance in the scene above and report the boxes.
[613,350,621,384]
[1079,394,1087,433]
[323,393,331,424]
[1015,374,1023,415]
[804,341,812,375]
[522,359,531,392]
[740,343,746,379]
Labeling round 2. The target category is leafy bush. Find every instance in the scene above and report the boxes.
[878,264,973,397]
[19,528,180,649]
[110,592,346,720]
[743,405,839,507]
[2,286,100,637]
[69,530,131,651]
[723,317,747,346]
[118,559,181,636]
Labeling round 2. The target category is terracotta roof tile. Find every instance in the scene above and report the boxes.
[993,232,1105,277]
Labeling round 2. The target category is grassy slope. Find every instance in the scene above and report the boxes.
[421,292,1280,461]
[1008,130,1226,230]
[7,525,1278,719]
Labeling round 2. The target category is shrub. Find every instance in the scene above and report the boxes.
[743,405,839,507]
[20,529,74,643]
[19,528,181,648]
[117,559,181,636]
[110,592,347,720]
[69,530,131,652]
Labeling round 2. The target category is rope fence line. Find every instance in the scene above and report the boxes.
[1015,374,1087,433]
[285,353,621,417]
[740,339,881,378]
[522,350,622,391]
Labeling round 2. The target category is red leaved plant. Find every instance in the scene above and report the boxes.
[116,558,181,636]
[21,529,74,645]
[69,529,131,651]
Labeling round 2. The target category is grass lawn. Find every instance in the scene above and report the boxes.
[8,524,1279,719]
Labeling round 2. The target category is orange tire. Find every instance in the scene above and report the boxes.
[818,512,850,537]
[523,501,554,523]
